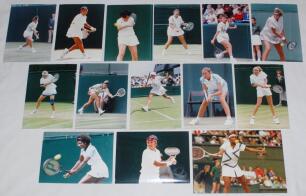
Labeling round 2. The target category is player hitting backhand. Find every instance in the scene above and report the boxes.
[142,72,175,112]
[18,16,39,53]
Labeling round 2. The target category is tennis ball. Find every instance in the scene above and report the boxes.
[54,154,62,160]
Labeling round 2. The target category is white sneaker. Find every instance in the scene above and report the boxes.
[170,97,175,104]
[99,109,105,116]
[162,49,166,56]
[224,118,233,126]
[249,117,255,125]
[17,45,23,50]
[185,49,191,55]
[78,108,83,114]
[50,112,55,119]
[31,109,38,114]
[60,48,69,59]
[215,53,224,59]
[32,48,36,53]
[230,56,237,62]
[272,117,280,124]
[142,106,149,112]
[82,53,89,59]
[189,118,199,125]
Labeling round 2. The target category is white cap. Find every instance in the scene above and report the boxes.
[42,70,48,76]
[150,72,156,76]
[228,134,237,139]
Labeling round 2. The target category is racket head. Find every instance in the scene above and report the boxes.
[52,73,60,83]
[130,13,137,23]
[192,146,206,161]
[42,158,61,176]
[287,41,297,50]
[272,84,283,94]
[164,147,180,156]
[183,22,194,31]
[115,88,126,97]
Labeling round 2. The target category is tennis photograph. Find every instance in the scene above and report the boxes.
[115,132,190,184]
[234,64,289,129]
[104,4,153,61]
[183,64,235,129]
[39,132,113,184]
[53,4,104,61]
[153,4,202,61]
[3,4,56,62]
[130,63,182,130]
[202,4,252,62]
[76,63,128,129]
[251,4,302,62]
[23,64,76,129]
[192,130,287,193]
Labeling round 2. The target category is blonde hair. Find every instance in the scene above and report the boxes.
[253,66,262,73]
[202,67,212,73]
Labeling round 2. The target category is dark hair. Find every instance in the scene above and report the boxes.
[120,10,131,18]
[217,14,228,19]
[77,135,91,145]
[252,17,256,21]
[80,6,88,11]
[32,16,39,21]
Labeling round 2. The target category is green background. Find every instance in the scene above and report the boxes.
[39,132,113,183]
[104,5,153,61]
[115,132,190,183]
[25,64,76,102]
[252,4,302,62]
[154,4,201,45]
[235,64,284,104]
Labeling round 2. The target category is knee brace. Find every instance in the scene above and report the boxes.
[49,98,55,105]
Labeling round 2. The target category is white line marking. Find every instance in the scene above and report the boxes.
[133,101,176,121]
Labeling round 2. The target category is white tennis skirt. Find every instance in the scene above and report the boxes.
[118,35,139,46]
[256,87,272,97]
[167,27,184,37]
[150,87,167,96]
[66,27,83,39]
[23,31,33,40]
[42,88,57,96]
[87,164,109,178]
[217,33,229,43]
[252,35,262,46]
[222,164,243,178]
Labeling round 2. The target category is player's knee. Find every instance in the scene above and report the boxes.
[49,99,55,105]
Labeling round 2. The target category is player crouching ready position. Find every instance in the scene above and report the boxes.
[142,72,175,112]
[139,135,177,183]
[32,71,57,118]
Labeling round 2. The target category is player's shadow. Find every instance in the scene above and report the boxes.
[131,106,172,115]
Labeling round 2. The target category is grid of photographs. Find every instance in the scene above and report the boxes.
[3,2,300,194]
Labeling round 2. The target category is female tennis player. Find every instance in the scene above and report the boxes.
[142,72,175,112]
[139,135,176,183]
[31,71,57,118]
[210,134,266,193]
[18,16,39,53]
[60,6,96,59]
[114,10,139,61]
[189,67,233,126]
[251,17,262,61]
[78,80,113,116]
[260,8,286,61]
[249,66,280,125]
[63,135,109,184]
[162,9,191,56]
[211,14,237,61]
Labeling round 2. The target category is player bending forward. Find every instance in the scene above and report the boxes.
[32,71,57,118]
[139,135,177,183]
[142,72,175,112]
[64,135,109,183]
[78,80,114,116]
[18,16,39,53]
[210,134,266,193]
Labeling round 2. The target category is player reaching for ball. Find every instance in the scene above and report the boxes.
[249,66,280,125]
[60,6,96,59]
[141,72,175,112]
[209,134,266,193]
[31,70,57,118]
[63,135,109,183]
[139,135,177,183]
[17,16,39,53]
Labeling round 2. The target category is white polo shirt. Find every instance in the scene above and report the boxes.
[220,141,246,168]
[139,148,162,183]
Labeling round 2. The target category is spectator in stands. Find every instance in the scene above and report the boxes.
[195,165,213,193]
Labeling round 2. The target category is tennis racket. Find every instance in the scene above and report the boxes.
[281,39,297,51]
[272,84,283,94]
[42,158,69,176]
[182,22,194,31]
[130,13,137,23]
[192,146,221,160]
[82,26,96,39]
[212,44,224,59]
[114,88,126,97]
[51,73,59,83]
[164,147,180,157]
[145,72,151,86]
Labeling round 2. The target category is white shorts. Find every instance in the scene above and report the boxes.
[209,83,228,101]
[87,164,109,178]
[217,34,229,43]
[252,35,262,46]
[256,87,272,97]
[260,32,282,44]
[118,35,139,46]
[167,27,184,37]
[42,88,57,96]
[23,31,33,40]
[66,27,83,39]
[222,164,243,178]
[150,87,167,96]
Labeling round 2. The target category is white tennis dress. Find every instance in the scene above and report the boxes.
[23,22,38,40]
[66,13,87,39]
[260,16,284,44]
[216,22,230,43]
[167,15,184,36]
[149,76,167,96]
[88,83,103,95]
[200,73,228,100]
[116,17,139,46]
[250,71,272,97]
[139,148,162,183]
[40,74,57,96]
[81,144,109,178]
[220,141,246,178]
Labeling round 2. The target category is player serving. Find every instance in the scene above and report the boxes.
[32,70,57,119]
[139,135,177,183]
[18,16,39,53]
[162,9,191,56]
[78,80,114,116]
[189,67,233,126]
[61,6,96,59]
[141,72,175,112]
[63,135,109,183]
[249,66,280,125]
[210,133,266,193]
